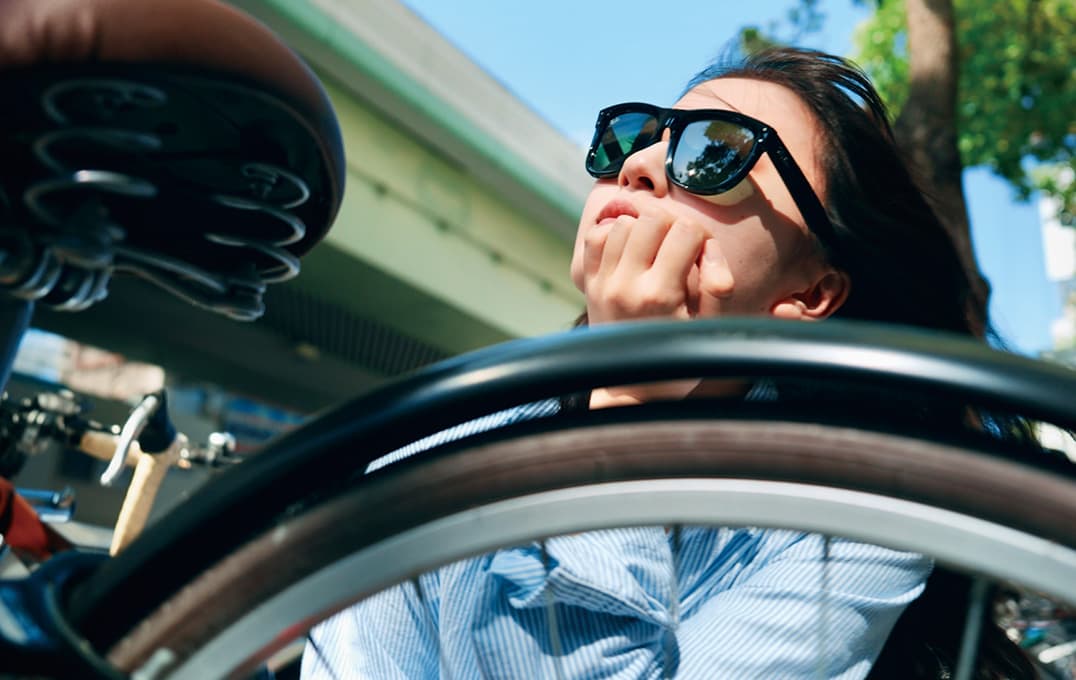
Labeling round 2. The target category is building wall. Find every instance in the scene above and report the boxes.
[231,0,590,353]
[32,0,593,412]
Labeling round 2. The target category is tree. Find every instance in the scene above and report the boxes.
[742,0,1076,332]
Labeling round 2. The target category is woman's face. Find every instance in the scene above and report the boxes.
[571,77,844,320]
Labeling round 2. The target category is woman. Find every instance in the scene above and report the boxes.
[302,47,1034,679]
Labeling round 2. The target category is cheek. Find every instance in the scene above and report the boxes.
[569,245,584,290]
[709,227,787,307]
[696,178,755,207]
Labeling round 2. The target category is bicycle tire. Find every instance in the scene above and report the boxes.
[66,319,1076,648]
[58,318,1076,678]
[96,413,1076,679]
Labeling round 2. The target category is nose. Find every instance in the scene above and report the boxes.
[618,133,670,196]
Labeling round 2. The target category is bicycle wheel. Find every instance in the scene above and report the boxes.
[60,319,1076,678]
[93,408,1076,679]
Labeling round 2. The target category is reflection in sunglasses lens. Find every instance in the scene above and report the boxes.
[673,120,755,192]
[593,112,659,173]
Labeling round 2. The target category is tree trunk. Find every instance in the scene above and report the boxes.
[894,0,990,335]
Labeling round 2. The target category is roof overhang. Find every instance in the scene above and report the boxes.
[229,0,591,243]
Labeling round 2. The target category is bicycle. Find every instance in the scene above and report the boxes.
[0,386,238,562]
[0,0,1072,679]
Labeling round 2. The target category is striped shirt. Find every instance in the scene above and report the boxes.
[302,400,931,679]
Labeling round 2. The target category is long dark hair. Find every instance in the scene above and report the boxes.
[566,47,1043,678]
[683,48,1047,437]
[682,47,1039,680]
[685,47,977,336]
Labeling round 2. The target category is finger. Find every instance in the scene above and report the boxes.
[620,213,673,272]
[699,238,735,299]
[582,221,613,280]
[598,216,633,275]
[651,219,707,292]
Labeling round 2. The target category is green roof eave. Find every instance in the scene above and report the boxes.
[231,0,589,241]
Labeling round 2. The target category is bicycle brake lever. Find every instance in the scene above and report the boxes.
[99,393,160,487]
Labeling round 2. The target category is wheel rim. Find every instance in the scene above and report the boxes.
[105,418,1076,679]
[156,478,1076,680]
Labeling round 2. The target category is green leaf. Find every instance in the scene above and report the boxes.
[851,0,1076,215]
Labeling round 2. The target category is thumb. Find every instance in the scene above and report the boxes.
[699,239,735,299]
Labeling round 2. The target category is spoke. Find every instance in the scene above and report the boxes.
[668,524,683,626]
[663,524,683,679]
[814,535,833,680]
[304,632,340,680]
[411,577,455,680]
[953,577,989,680]
[540,540,567,680]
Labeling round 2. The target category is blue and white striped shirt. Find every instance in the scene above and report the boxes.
[302,400,930,679]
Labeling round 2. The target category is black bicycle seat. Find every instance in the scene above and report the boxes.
[0,0,345,320]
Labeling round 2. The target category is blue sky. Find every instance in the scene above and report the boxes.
[401,0,1060,355]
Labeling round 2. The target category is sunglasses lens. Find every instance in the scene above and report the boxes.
[588,111,660,176]
[671,120,757,193]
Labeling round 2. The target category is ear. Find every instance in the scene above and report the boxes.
[770,269,850,321]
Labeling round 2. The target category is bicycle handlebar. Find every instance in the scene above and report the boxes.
[3,387,238,554]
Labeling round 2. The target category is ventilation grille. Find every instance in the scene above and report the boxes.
[262,286,449,377]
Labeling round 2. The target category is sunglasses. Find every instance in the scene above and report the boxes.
[585,102,837,249]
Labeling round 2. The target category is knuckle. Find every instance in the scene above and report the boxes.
[637,280,681,310]
[603,290,633,313]
[647,292,681,311]
[591,272,686,319]
[669,220,704,240]
[637,214,670,233]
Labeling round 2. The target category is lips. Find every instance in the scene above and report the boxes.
[596,199,639,225]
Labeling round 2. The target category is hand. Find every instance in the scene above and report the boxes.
[582,210,734,324]
[580,210,735,407]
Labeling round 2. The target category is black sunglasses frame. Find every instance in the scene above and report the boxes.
[585,102,838,251]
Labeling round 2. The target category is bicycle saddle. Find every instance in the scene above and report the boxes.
[0,0,345,320]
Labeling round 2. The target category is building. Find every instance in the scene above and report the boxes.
[10,0,591,527]
[30,0,590,413]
